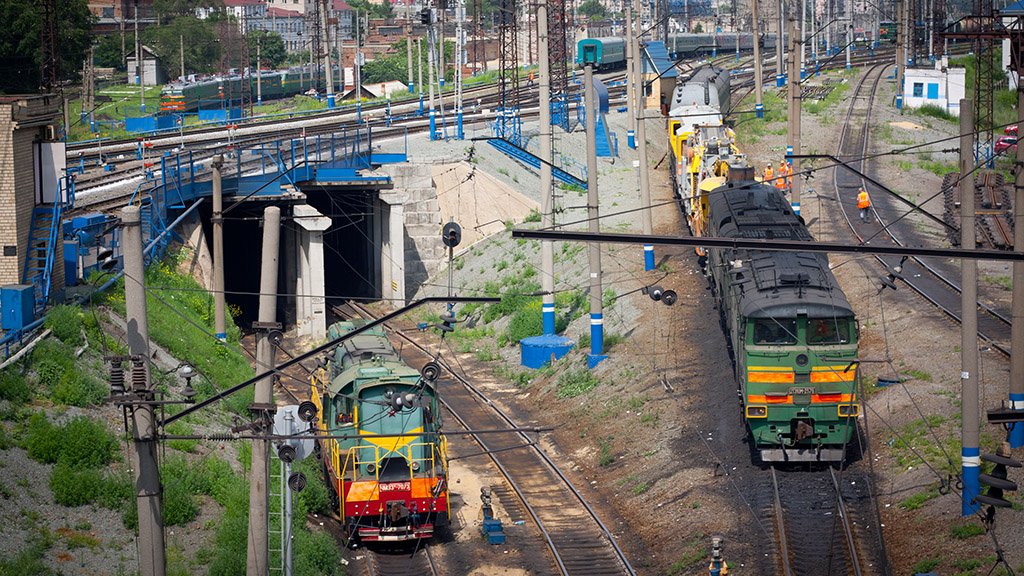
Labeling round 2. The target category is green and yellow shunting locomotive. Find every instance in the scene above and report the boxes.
[703,183,861,462]
[310,321,449,543]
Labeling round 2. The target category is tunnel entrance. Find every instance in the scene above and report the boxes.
[303,188,380,304]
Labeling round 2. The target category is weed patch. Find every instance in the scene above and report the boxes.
[44,305,84,346]
[556,369,600,398]
[950,522,986,539]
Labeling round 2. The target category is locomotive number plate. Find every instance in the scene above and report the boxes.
[790,387,814,395]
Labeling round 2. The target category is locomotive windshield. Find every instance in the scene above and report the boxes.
[807,318,853,345]
[752,319,798,345]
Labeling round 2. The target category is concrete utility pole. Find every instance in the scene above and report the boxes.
[751,0,765,117]
[355,11,363,121]
[538,1,555,335]
[776,0,785,86]
[418,37,424,100]
[1010,73,1024,448]
[631,2,655,270]
[959,99,980,516]
[179,34,185,80]
[334,18,342,95]
[121,205,165,576]
[787,18,801,215]
[403,0,411,91]
[427,11,437,135]
[800,0,806,77]
[247,206,280,575]
[321,0,335,108]
[212,155,227,343]
[896,0,905,109]
[135,2,145,113]
[257,35,263,106]
[845,23,852,70]
[583,63,605,366]
[625,6,636,149]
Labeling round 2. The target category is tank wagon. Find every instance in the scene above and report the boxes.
[310,320,449,543]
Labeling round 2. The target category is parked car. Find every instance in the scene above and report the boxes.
[995,136,1018,154]
[1006,125,1018,136]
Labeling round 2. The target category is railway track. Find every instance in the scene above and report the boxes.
[360,542,439,576]
[333,301,636,576]
[770,465,886,576]
[830,63,1013,356]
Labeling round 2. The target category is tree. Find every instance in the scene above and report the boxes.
[143,16,221,75]
[0,0,94,93]
[93,32,134,71]
[347,0,393,20]
[153,0,223,24]
[248,31,287,70]
[577,0,608,21]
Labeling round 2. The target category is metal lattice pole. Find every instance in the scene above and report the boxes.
[496,0,520,145]
[547,0,570,131]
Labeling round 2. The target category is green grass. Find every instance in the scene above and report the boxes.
[895,160,913,172]
[982,275,1013,290]
[899,486,939,510]
[556,369,600,398]
[99,248,254,415]
[902,369,933,382]
[911,558,940,574]
[804,79,851,115]
[918,159,954,177]
[597,436,615,466]
[950,522,986,539]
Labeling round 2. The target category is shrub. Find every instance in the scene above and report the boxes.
[0,370,32,405]
[50,462,103,506]
[291,529,340,576]
[96,471,133,510]
[25,413,62,464]
[44,305,83,346]
[162,475,199,526]
[60,417,118,468]
[556,369,600,398]
[30,339,73,389]
[507,302,543,343]
[164,421,198,453]
[52,371,107,407]
[296,457,331,516]
[951,522,986,539]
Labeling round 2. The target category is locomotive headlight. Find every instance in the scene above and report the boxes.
[838,404,860,417]
[366,463,376,474]
[746,406,768,418]
[411,461,420,472]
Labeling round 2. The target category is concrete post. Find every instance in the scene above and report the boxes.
[212,155,227,342]
[294,205,331,339]
[321,0,335,108]
[538,2,556,335]
[776,0,785,87]
[584,64,605,368]
[896,0,905,109]
[135,3,144,113]
[1010,80,1024,447]
[631,4,654,270]
[407,22,415,92]
[959,99,980,516]
[625,6,636,150]
[121,205,165,576]
[257,35,262,106]
[787,18,801,216]
[247,206,280,575]
[752,0,765,117]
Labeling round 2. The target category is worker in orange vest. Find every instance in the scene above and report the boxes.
[857,187,872,222]
[763,164,774,184]
[774,160,788,191]
[781,160,793,189]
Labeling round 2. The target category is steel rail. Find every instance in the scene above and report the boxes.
[830,63,1013,356]
[769,466,794,576]
[830,467,864,576]
[338,302,636,576]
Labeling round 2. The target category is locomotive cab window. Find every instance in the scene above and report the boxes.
[752,319,798,345]
[807,318,852,345]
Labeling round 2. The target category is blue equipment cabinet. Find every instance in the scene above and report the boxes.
[1,285,36,331]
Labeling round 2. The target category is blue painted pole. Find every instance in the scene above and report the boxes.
[357,101,362,124]
[755,103,764,118]
[962,447,981,515]
[644,245,654,271]
[627,129,636,149]
[429,109,437,140]
[590,313,603,358]
[776,73,785,87]
[327,94,336,108]
[418,94,424,116]
[542,303,555,335]
[457,109,464,140]
[408,82,414,94]
[1010,393,1024,447]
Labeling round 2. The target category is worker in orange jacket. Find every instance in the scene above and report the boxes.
[780,160,793,189]
[763,164,774,184]
[774,160,788,191]
[857,187,872,222]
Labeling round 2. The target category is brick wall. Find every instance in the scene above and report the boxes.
[0,105,19,285]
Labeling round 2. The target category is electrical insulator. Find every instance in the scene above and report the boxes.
[131,358,147,391]
[109,363,125,395]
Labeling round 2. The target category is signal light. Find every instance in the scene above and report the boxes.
[420,8,432,24]
[746,406,767,418]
